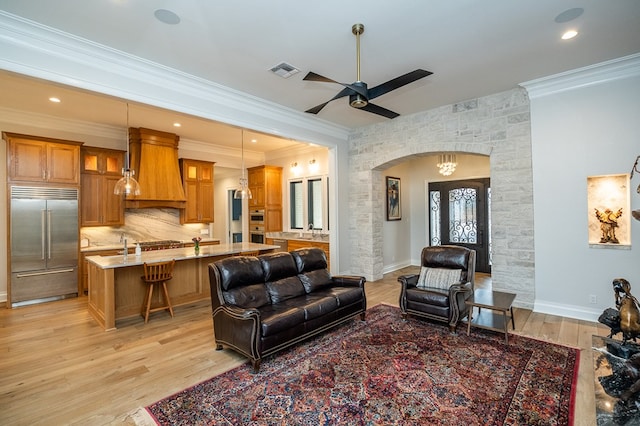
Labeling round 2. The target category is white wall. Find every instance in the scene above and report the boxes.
[527,55,640,321]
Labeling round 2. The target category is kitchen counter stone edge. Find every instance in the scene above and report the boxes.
[86,242,278,269]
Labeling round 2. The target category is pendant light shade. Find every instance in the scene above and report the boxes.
[234,130,252,199]
[114,103,141,196]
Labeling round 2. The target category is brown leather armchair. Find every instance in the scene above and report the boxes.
[398,245,476,332]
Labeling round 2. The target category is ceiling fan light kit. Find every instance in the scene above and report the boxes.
[304,23,432,119]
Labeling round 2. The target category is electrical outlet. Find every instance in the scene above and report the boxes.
[200,229,209,235]
[590,294,597,304]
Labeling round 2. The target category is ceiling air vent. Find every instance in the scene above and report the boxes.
[269,62,300,78]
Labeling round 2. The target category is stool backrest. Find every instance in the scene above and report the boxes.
[143,260,175,283]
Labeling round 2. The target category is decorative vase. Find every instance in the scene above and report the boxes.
[194,245,200,255]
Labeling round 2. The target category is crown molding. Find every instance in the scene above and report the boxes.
[0,11,350,146]
[521,52,640,99]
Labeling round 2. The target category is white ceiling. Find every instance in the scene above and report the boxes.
[0,0,639,149]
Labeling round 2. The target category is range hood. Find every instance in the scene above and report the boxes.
[125,127,186,209]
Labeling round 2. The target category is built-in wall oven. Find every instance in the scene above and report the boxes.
[249,209,265,243]
[250,225,264,244]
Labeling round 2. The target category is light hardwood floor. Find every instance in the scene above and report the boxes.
[1,267,609,425]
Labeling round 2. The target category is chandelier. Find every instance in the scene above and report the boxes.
[437,154,457,176]
[113,103,141,196]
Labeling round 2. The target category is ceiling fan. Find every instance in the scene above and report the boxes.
[304,23,433,119]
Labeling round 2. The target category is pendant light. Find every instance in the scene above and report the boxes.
[114,103,141,196]
[234,129,252,199]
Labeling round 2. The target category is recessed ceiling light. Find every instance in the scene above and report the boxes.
[562,30,578,40]
[49,97,61,103]
[251,139,257,143]
[173,122,181,127]
[154,9,181,25]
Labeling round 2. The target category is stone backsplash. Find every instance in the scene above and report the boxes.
[81,208,210,247]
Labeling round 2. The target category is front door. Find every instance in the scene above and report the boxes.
[428,178,491,273]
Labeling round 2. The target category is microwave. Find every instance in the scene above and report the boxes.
[249,209,265,225]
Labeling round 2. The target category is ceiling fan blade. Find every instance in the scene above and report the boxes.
[305,87,353,114]
[303,71,340,84]
[359,103,399,119]
[368,69,433,100]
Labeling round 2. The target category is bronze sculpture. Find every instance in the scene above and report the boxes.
[599,278,640,344]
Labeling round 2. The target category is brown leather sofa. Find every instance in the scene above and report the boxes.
[398,245,476,332]
[208,247,366,372]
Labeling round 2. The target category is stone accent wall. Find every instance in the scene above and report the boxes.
[348,88,535,308]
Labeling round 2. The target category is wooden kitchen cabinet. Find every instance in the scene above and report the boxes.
[80,147,125,226]
[80,248,124,294]
[4,132,82,185]
[179,159,215,224]
[248,165,282,232]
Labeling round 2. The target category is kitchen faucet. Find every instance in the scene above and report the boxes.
[308,223,315,238]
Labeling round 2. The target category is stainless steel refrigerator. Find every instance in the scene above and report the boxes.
[10,186,79,307]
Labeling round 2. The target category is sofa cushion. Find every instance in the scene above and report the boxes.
[215,256,264,291]
[265,276,306,303]
[260,252,298,282]
[320,287,364,307]
[417,267,461,290]
[291,247,328,273]
[259,305,305,337]
[223,283,271,308]
[299,269,333,293]
[301,295,339,320]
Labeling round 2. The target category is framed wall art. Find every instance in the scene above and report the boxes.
[587,173,631,248]
[386,176,401,221]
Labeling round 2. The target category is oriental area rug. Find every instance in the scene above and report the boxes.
[146,304,579,425]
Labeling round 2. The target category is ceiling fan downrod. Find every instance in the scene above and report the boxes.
[350,23,368,108]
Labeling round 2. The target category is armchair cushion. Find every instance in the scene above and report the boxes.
[417,267,462,290]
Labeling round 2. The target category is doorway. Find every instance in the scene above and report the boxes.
[228,189,242,243]
[428,178,491,273]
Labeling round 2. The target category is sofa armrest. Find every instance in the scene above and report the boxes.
[332,275,366,288]
[212,304,262,363]
[398,274,419,288]
[214,304,261,321]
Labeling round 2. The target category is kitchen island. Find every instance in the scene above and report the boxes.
[86,242,278,330]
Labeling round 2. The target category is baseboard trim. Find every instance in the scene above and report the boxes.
[534,299,602,323]
[382,260,413,275]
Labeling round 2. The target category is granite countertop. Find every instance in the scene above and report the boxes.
[81,238,220,252]
[267,232,329,243]
[85,242,277,269]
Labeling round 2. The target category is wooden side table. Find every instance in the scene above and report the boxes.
[465,289,516,344]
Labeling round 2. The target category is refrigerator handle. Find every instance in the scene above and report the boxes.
[41,209,46,260]
[47,209,52,260]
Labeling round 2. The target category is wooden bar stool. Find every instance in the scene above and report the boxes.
[141,260,175,323]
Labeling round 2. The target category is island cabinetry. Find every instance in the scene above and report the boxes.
[179,159,215,224]
[248,165,282,232]
[80,247,131,294]
[286,239,330,270]
[4,132,82,185]
[80,147,125,226]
